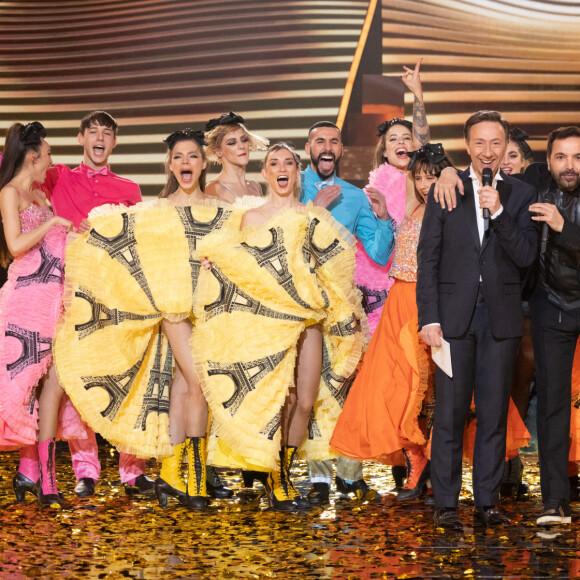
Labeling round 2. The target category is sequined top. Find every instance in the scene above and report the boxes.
[19,203,53,234]
[389,215,422,282]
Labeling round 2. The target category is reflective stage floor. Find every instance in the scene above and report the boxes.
[0,446,578,579]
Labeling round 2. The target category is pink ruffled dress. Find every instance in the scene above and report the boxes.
[0,199,88,449]
[354,163,406,335]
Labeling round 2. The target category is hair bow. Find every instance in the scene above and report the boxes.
[509,127,533,160]
[22,121,46,139]
[377,118,412,137]
[205,112,245,132]
[406,143,447,171]
[163,128,208,149]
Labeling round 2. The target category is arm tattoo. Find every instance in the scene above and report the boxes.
[413,96,430,146]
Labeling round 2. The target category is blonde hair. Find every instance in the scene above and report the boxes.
[263,142,302,199]
[206,123,269,163]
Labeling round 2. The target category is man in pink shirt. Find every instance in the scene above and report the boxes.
[43,112,141,230]
[39,111,151,497]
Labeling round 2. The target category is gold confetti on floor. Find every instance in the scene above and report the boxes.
[0,444,578,579]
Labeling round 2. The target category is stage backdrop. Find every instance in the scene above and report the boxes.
[0,0,579,195]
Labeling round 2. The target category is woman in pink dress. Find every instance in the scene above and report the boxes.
[356,60,430,336]
[0,122,73,507]
[355,59,430,489]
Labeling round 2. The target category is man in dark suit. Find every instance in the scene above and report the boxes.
[417,111,538,530]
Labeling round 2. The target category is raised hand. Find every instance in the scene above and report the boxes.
[401,57,424,100]
[364,186,389,220]
[313,184,341,208]
[402,57,430,147]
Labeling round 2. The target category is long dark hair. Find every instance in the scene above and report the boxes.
[0,121,47,267]
[158,129,207,198]
[0,121,46,191]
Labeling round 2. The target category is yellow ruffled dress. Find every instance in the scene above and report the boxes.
[193,204,367,471]
[54,200,238,458]
[54,201,366,467]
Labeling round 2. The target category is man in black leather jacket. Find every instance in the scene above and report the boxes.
[524,126,580,526]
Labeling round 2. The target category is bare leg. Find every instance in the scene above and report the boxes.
[162,319,208,438]
[38,363,65,442]
[287,325,322,447]
[168,367,188,445]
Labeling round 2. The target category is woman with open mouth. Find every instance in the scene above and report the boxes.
[332,145,452,503]
[501,127,534,176]
[358,58,430,336]
[54,128,222,512]
[191,143,366,512]
[204,112,269,203]
[354,59,431,489]
[151,128,215,510]
[499,126,535,498]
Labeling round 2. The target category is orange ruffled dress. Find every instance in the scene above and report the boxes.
[569,338,580,463]
[331,214,430,463]
[331,213,530,464]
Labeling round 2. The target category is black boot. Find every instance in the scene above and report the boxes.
[242,470,269,488]
[392,465,406,491]
[206,466,233,498]
[13,472,38,504]
[186,437,209,509]
[500,455,524,498]
[336,476,379,501]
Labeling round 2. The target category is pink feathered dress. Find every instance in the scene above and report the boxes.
[355,163,406,335]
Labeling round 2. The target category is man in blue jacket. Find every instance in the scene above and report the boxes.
[301,121,395,504]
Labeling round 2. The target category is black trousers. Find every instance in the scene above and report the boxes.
[530,291,580,505]
[431,288,520,508]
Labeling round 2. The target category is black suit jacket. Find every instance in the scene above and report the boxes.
[417,169,538,339]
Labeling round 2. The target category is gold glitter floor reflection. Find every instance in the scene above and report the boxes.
[0,444,578,579]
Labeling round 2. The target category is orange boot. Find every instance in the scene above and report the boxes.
[397,444,429,501]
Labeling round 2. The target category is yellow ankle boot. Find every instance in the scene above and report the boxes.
[155,441,187,508]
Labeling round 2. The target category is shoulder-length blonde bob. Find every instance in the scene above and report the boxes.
[206,122,269,163]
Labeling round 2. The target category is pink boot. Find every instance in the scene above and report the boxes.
[13,445,39,503]
[38,439,61,507]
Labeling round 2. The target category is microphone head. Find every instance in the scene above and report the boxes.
[482,167,493,187]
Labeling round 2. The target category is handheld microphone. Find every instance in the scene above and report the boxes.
[481,168,493,222]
